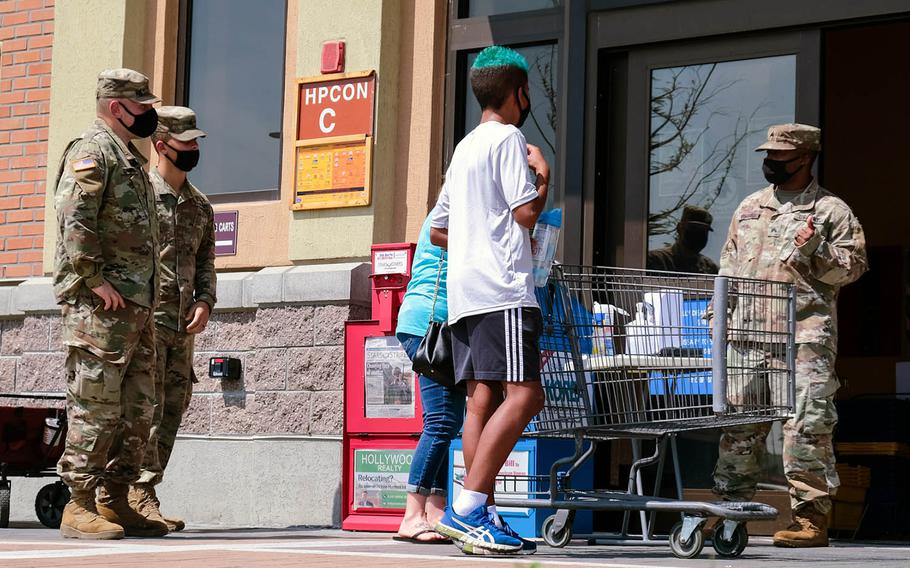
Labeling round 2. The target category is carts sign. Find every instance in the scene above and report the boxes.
[214,211,238,256]
[297,72,375,140]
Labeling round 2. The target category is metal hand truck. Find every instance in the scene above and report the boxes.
[495,265,797,559]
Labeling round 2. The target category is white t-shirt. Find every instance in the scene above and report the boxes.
[431,121,540,324]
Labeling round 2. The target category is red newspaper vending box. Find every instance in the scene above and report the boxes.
[342,243,422,531]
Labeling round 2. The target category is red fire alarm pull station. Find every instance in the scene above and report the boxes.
[321,40,345,74]
[342,243,422,532]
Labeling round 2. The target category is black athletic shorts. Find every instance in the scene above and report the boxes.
[450,307,543,383]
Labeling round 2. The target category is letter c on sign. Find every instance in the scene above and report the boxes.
[319,108,336,134]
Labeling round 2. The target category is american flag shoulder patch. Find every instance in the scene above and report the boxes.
[71,158,97,172]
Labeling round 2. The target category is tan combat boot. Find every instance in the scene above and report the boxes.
[130,483,185,532]
[96,482,169,537]
[772,508,829,548]
[60,489,125,540]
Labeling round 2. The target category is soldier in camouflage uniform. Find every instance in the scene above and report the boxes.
[647,205,719,274]
[130,107,217,532]
[54,69,169,539]
[708,124,868,547]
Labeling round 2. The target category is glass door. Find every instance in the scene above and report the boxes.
[596,31,820,268]
[647,55,796,269]
[590,30,820,488]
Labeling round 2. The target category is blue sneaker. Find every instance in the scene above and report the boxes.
[454,511,538,556]
[435,505,522,554]
[500,517,538,555]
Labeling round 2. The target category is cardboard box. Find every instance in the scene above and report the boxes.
[831,500,865,531]
[683,489,793,536]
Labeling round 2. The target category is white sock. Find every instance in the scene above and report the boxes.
[488,505,503,528]
[453,489,488,516]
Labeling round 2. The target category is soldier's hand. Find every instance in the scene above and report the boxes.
[795,215,815,247]
[185,301,211,334]
[91,281,126,311]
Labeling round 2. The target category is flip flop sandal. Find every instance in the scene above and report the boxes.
[392,528,452,544]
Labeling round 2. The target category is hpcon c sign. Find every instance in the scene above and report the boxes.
[297,72,375,139]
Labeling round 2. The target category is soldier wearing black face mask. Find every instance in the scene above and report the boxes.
[135,106,217,533]
[647,205,719,274]
[708,123,868,549]
[54,68,166,540]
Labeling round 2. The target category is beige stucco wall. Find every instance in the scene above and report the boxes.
[288,0,399,262]
[393,0,447,242]
[41,0,150,273]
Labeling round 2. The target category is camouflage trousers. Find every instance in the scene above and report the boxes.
[713,342,839,515]
[57,296,157,492]
[137,325,195,485]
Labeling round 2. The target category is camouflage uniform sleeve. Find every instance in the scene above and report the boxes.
[792,206,868,286]
[717,212,739,278]
[56,141,108,289]
[194,203,217,310]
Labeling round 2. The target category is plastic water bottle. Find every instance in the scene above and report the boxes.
[531,208,562,287]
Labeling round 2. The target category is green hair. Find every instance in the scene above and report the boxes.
[472,46,529,72]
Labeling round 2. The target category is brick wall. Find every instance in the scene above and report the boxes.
[0,0,54,279]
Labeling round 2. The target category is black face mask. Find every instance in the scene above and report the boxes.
[515,87,531,129]
[117,104,158,139]
[762,156,802,185]
[680,226,709,253]
[165,144,200,172]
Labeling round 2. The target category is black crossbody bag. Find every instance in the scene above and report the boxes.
[411,253,463,391]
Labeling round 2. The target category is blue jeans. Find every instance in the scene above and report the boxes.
[398,333,466,496]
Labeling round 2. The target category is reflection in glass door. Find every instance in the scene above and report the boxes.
[646,56,796,271]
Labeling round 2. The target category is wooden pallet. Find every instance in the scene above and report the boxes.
[835,463,872,487]
[836,442,910,459]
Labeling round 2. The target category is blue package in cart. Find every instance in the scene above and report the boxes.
[649,297,713,395]
[680,297,712,357]
[531,284,594,432]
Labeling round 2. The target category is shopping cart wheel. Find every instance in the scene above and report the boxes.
[712,522,748,558]
[541,514,572,548]
[669,520,705,559]
[35,481,70,529]
[0,480,10,528]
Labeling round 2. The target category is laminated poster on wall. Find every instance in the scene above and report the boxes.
[352,449,414,510]
[363,336,416,419]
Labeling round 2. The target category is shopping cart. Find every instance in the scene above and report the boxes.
[495,265,796,559]
[0,393,69,529]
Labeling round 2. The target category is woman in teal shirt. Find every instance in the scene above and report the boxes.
[394,207,466,543]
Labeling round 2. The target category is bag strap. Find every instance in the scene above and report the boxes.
[428,251,445,325]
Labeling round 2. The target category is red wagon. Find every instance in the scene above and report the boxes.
[0,394,69,528]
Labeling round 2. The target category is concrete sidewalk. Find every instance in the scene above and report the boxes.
[1,525,909,567]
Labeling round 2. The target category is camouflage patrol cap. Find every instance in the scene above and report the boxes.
[156,106,206,141]
[96,68,161,104]
[679,205,713,230]
[755,123,821,152]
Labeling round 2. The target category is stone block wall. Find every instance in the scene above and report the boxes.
[0,303,369,435]
[0,264,373,439]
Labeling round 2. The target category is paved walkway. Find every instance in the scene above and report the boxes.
[2,526,909,567]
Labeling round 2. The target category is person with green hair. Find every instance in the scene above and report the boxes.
[430,45,549,556]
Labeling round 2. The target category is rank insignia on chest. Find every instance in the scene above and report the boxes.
[72,158,97,172]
